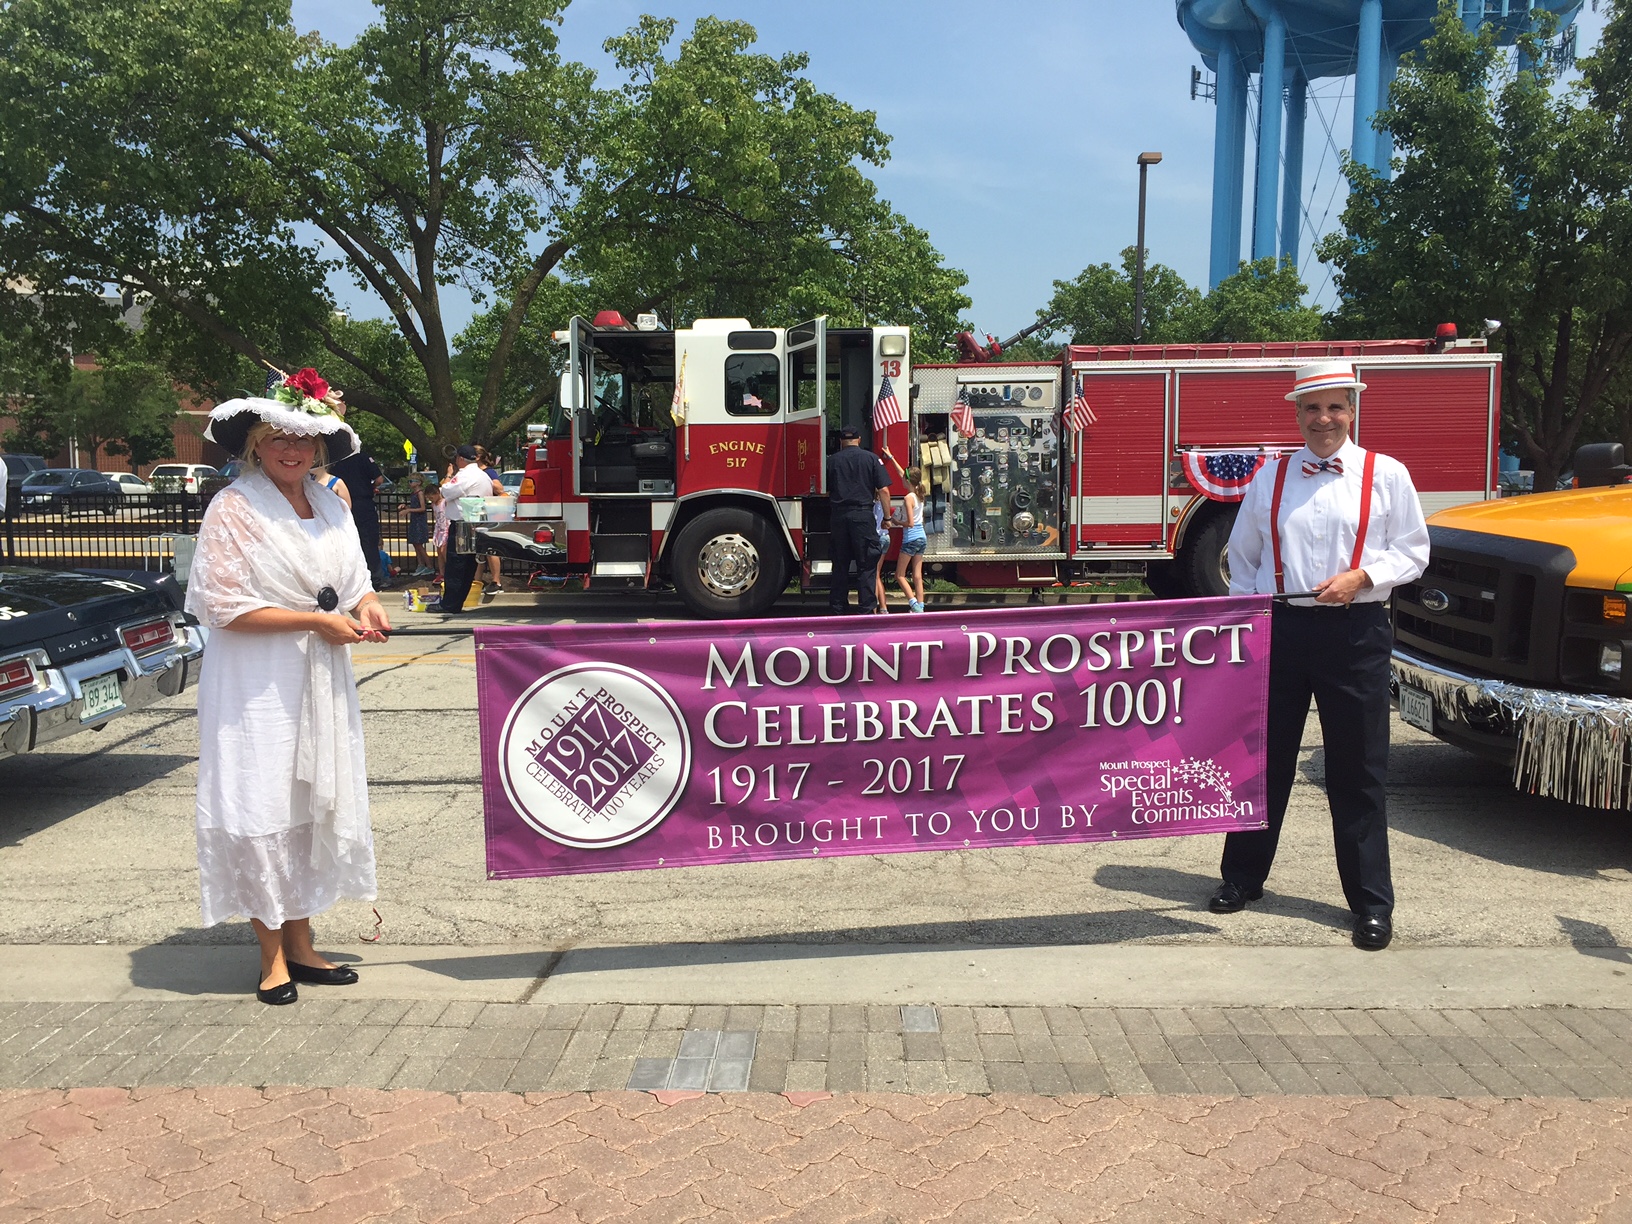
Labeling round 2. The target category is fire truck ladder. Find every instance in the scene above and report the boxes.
[587,501,652,590]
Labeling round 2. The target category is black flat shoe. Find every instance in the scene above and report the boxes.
[257,979,298,1006]
[1353,915,1393,951]
[287,961,359,986]
[1207,882,1264,914]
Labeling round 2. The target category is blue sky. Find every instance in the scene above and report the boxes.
[290,0,1609,339]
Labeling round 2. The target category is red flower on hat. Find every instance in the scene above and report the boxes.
[285,368,329,402]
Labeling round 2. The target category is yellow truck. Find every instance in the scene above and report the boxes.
[1391,444,1632,809]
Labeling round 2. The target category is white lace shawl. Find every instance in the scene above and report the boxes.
[186,470,373,862]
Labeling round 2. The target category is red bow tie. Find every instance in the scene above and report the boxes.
[1302,457,1343,477]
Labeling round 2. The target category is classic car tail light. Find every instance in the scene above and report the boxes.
[120,618,175,656]
[0,656,38,699]
[533,525,556,545]
[1604,595,1627,623]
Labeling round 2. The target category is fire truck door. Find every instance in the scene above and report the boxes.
[785,317,826,496]
[1070,370,1171,554]
[566,315,593,498]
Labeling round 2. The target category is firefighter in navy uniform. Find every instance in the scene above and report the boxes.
[1208,361,1429,951]
[826,426,893,614]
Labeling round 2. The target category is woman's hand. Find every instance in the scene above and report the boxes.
[311,612,365,646]
[355,597,393,643]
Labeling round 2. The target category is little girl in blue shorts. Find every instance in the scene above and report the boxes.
[893,466,928,612]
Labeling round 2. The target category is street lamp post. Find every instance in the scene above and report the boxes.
[1133,151,1163,343]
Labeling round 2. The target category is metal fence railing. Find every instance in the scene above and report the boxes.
[2,487,532,580]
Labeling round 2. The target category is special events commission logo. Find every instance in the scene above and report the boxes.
[498,663,691,848]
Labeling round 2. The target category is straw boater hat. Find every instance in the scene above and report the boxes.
[204,367,360,461]
[1284,360,1367,402]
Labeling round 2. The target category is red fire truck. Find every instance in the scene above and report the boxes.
[485,312,1500,618]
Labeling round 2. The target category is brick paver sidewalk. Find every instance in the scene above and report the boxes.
[7,1001,1632,1100]
[4,1086,1631,1222]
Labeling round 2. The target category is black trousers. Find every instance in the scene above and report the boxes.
[441,543,479,615]
[352,506,383,585]
[1220,601,1394,917]
[828,505,882,614]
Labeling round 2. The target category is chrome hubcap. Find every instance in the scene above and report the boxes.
[697,533,760,599]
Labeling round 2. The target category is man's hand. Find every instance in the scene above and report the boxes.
[1314,569,1373,604]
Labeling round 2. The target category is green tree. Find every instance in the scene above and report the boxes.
[1041,248,1202,346]
[1319,3,1632,491]
[1201,258,1323,342]
[1038,251,1319,347]
[0,1,968,455]
[3,358,183,468]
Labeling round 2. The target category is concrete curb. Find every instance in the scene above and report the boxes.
[6,942,1630,1008]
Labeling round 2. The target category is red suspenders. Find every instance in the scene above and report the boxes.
[1268,457,1291,595]
[1266,450,1377,596]
[1351,451,1377,573]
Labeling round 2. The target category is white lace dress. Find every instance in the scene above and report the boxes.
[185,471,378,928]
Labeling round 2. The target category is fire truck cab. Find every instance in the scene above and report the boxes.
[490,313,912,617]
[494,313,1501,619]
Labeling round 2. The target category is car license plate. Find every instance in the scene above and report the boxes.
[1398,683,1434,733]
[79,672,124,722]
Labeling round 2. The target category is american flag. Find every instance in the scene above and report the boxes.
[1181,451,1268,502]
[872,375,905,433]
[742,392,762,409]
[951,386,975,438]
[1065,375,1097,431]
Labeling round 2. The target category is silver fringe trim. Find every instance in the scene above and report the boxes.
[1392,653,1632,810]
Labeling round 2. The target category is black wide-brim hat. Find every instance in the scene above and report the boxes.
[204,396,360,462]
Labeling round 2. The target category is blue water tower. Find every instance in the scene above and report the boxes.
[1177,0,1583,287]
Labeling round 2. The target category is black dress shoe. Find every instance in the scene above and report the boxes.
[1353,915,1393,951]
[1207,882,1264,913]
[287,961,360,986]
[256,979,298,1006]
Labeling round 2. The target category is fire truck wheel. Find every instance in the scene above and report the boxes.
[671,507,789,619]
[1144,561,1185,599]
[1178,506,1236,598]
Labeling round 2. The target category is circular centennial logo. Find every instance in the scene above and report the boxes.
[497,662,691,849]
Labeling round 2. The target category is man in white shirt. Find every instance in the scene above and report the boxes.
[436,444,494,614]
[1209,360,1429,951]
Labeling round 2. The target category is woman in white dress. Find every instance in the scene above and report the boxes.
[187,372,392,1004]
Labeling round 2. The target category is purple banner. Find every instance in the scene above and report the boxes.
[478,597,1271,879]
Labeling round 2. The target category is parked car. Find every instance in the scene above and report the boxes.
[217,459,246,480]
[103,472,154,495]
[1,454,47,503]
[0,566,206,759]
[145,463,221,493]
[18,469,124,513]
[500,469,525,493]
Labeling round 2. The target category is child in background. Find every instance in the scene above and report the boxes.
[401,475,433,576]
[871,498,890,614]
[429,486,449,587]
[894,466,928,613]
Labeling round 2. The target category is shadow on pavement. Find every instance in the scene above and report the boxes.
[0,715,196,847]
[393,907,1224,984]
[1557,915,1632,962]
[1091,863,1354,933]
[129,929,366,995]
[1390,784,1632,877]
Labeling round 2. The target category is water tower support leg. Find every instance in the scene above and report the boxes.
[1251,7,1286,262]
[1375,53,1400,178]
[1280,71,1306,266]
[1209,47,1248,288]
[1352,0,1383,174]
